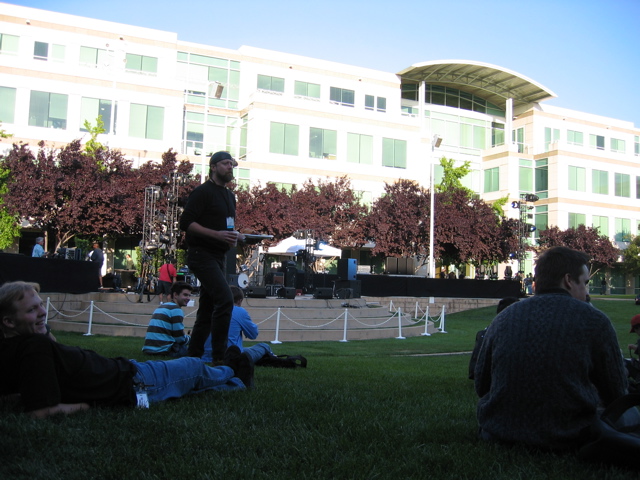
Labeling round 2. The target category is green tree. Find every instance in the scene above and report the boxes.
[0,164,21,249]
[621,236,640,276]
[436,157,473,195]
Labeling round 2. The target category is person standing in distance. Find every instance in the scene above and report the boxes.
[32,237,45,257]
[88,242,104,288]
[179,151,245,362]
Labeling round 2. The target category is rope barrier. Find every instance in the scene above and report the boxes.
[45,296,444,343]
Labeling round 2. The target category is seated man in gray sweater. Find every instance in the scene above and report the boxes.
[474,246,630,451]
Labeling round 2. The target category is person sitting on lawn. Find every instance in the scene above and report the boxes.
[0,281,253,419]
[474,246,635,451]
[142,281,192,358]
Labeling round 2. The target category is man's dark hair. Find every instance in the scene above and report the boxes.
[171,281,193,296]
[534,246,590,293]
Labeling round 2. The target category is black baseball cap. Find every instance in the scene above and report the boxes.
[210,151,237,167]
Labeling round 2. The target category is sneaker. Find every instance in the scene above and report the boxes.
[224,346,255,389]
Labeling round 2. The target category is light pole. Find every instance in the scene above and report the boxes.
[429,134,442,279]
[200,81,224,182]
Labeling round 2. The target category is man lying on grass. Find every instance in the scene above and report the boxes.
[0,281,254,419]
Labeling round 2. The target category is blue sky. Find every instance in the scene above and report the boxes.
[10,0,640,126]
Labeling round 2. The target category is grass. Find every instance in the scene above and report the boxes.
[1,298,639,479]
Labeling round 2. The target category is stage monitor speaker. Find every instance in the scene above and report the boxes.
[277,287,296,299]
[245,286,267,298]
[397,257,415,275]
[336,288,353,299]
[385,257,398,274]
[335,280,361,298]
[338,258,357,280]
[313,287,333,299]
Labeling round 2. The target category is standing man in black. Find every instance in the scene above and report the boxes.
[89,242,104,288]
[180,151,244,362]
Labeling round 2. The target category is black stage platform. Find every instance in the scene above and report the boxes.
[0,253,100,293]
[297,273,521,299]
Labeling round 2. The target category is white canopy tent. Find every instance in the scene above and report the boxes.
[261,236,341,257]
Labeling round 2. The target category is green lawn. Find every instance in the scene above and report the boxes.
[1,298,639,479]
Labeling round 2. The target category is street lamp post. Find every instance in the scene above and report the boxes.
[429,134,442,279]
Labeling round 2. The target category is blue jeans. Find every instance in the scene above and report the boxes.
[130,357,245,404]
[243,343,274,364]
[187,247,233,361]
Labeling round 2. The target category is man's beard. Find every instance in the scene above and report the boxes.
[215,171,234,184]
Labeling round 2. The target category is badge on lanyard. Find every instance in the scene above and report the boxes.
[226,217,235,230]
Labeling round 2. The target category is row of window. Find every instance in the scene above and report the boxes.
[257,74,387,112]
[547,127,640,155]
[568,166,640,198]
[567,213,634,242]
[0,86,163,140]
[0,33,160,75]
[269,121,407,168]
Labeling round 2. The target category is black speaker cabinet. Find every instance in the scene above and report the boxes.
[336,288,353,299]
[245,286,267,298]
[313,287,333,299]
[338,258,357,280]
[277,287,296,299]
[334,280,361,298]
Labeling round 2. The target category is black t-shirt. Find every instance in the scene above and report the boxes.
[179,180,236,254]
[0,335,136,412]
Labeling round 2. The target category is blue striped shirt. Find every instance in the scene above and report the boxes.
[142,303,189,354]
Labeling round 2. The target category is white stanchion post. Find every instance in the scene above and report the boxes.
[415,301,418,319]
[421,305,431,336]
[84,300,94,336]
[389,300,394,312]
[271,307,282,344]
[439,305,448,333]
[45,297,50,322]
[395,307,406,339]
[339,309,349,342]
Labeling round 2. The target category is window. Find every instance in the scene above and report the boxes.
[535,159,548,199]
[544,127,560,151]
[330,87,355,107]
[568,213,586,229]
[567,130,583,146]
[637,176,640,199]
[513,127,525,153]
[268,182,296,193]
[589,134,605,150]
[125,54,158,74]
[129,104,163,140]
[460,121,486,150]
[309,128,337,159]
[568,166,586,192]
[80,46,109,67]
[615,172,630,197]
[347,133,373,164]
[491,122,505,147]
[382,138,407,169]
[32,41,64,62]
[425,84,503,116]
[294,81,320,99]
[0,33,19,55]
[269,122,299,155]
[592,170,608,195]
[0,86,16,124]
[28,91,68,129]
[611,138,626,153]
[635,136,640,156]
[484,167,499,193]
[365,95,386,112]
[519,159,533,193]
[534,205,548,239]
[257,75,284,93]
[592,215,609,236]
[615,218,631,242]
[80,97,113,134]
[235,168,250,190]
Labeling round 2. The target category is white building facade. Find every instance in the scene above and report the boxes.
[1,3,639,293]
